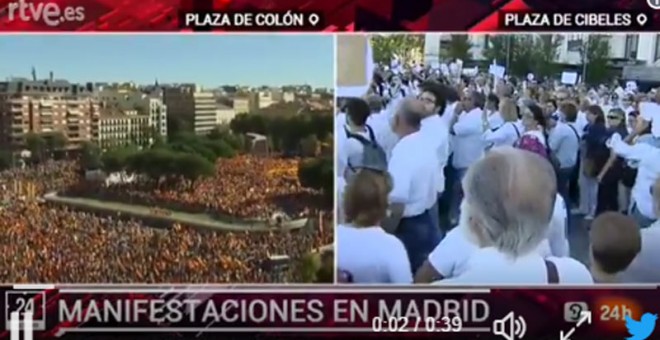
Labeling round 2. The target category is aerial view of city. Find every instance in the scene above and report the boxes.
[0,35,334,283]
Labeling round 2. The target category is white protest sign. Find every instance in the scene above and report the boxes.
[462,67,479,77]
[449,63,459,75]
[440,63,449,76]
[639,102,660,121]
[489,64,505,79]
[336,35,373,97]
[561,71,578,85]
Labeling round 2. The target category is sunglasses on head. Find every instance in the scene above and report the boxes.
[607,115,622,120]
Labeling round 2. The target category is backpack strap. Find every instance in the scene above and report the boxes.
[344,126,372,145]
[567,124,580,142]
[364,124,377,144]
[511,122,521,139]
[544,260,559,284]
[344,125,377,172]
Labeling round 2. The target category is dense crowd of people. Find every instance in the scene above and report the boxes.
[66,155,320,221]
[0,159,332,283]
[336,51,660,284]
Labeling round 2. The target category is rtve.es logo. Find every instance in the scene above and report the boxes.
[3,0,85,27]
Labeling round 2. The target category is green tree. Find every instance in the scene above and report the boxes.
[176,152,215,185]
[297,252,321,283]
[24,132,46,162]
[101,146,138,173]
[299,134,319,157]
[44,132,67,155]
[444,35,473,60]
[509,35,537,77]
[483,35,541,77]
[370,34,424,64]
[0,151,11,170]
[482,35,510,66]
[582,35,611,85]
[80,142,102,170]
[532,35,563,79]
[315,250,334,283]
[298,157,333,202]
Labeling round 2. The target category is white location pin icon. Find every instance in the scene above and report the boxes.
[636,13,649,27]
[308,13,320,26]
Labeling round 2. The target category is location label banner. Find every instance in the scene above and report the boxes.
[1,0,660,31]
[1,285,658,339]
[498,11,655,31]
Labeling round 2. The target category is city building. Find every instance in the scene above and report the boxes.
[232,92,258,114]
[258,91,274,109]
[97,109,150,149]
[282,92,295,103]
[97,87,168,139]
[216,104,236,125]
[163,84,218,135]
[0,78,99,150]
[424,33,660,67]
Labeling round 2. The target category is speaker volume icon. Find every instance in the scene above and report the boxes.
[493,312,527,340]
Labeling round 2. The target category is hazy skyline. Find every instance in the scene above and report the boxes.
[0,35,334,88]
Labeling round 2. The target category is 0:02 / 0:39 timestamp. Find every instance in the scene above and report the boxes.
[371,316,463,332]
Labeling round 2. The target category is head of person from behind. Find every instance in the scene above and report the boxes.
[344,97,371,129]
[586,105,606,126]
[499,98,518,122]
[588,212,641,283]
[460,147,557,258]
[417,81,446,117]
[392,99,424,138]
[521,103,547,132]
[366,95,384,114]
[343,169,393,228]
[338,169,394,283]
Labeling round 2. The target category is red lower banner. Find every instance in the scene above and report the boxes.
[0,285,657,339]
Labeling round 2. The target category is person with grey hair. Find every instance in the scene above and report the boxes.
[433,147,592,284]
[383,98,442,274]
[447,90,486,225]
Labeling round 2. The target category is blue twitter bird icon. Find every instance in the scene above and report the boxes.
[625,313,658,340]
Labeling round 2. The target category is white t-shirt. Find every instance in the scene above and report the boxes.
[620,221,660,283]
[428,194,571,280]
[336,225,412,284]
[433,247,592,285]
[336,177,347,224]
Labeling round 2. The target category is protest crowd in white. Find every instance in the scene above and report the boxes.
[336,37,660,285]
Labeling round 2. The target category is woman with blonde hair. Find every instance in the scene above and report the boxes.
[482,97,523,148]
[336,169,412,283]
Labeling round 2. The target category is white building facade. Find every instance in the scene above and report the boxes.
[425,33,660,66]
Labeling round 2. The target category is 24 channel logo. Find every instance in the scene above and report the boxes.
[625,313,657,340]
